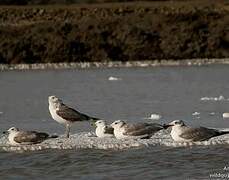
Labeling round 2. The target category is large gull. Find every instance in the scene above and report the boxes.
[48,95,99,138]
[163,120,229,142]
[3,127,57,145]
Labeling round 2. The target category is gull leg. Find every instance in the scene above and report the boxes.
[65,124,70,138]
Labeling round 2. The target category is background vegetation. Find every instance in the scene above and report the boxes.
[0,0,228,64]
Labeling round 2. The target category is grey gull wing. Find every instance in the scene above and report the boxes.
[123,123,163,136]
[179,127,226,141]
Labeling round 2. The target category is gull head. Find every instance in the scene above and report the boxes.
[111,120,126,129]
[48,95,62,104]
[3,127,19,135]
[163,120,185,129]
[95,120,106,127]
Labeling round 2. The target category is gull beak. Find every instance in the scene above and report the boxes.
[163,124,173,129]
[2,131,7,134]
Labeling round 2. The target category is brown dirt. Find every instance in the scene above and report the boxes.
[0,0,228,64]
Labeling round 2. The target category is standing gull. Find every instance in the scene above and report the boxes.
[95,120,114,138]
[110,120,164,139]
[163,120,229,142]
[3,127,57,145]
[48,95,99,138]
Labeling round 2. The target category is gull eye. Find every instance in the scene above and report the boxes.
[115,122,118,125]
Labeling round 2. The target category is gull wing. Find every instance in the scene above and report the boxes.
[14,131,49,144]
[123,123,163,136]
[179,127,219,141]
[57,104,98,122]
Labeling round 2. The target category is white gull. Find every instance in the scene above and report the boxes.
[111,120,164,139]
[164,120,229,142]
[95,120,114,138]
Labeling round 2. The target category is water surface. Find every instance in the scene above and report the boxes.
[0,65,229,179]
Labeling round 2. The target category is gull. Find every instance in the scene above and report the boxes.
[163,120,229,142]
[48,95,99,138]
[110,120,164,139]
[3,127,57,146]
[95,120,114,138]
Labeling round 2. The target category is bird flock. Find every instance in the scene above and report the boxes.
[3,95,229,146]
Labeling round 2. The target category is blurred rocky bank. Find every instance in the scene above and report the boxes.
[0,0,228,64]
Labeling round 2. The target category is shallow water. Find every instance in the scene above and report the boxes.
[0,65,229,179]
[0,146,228,180]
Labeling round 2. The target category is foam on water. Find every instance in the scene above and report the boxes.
[0,129,229,152]
[108,76,122,81]
[144,113,162,120]
[200,95,229,101]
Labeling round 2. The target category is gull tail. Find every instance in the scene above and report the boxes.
[90,117,100,122]
[140,135,151,139]
[218,131,229,136]
[80,113,100,127]
[86,115,100,123]
[89,117,100,127]
[81,113,99,121]
[49,134,58,139]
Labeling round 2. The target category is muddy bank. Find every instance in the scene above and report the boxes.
[0,1,228,64]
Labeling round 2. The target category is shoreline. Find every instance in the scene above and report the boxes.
[1,58,229,71]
